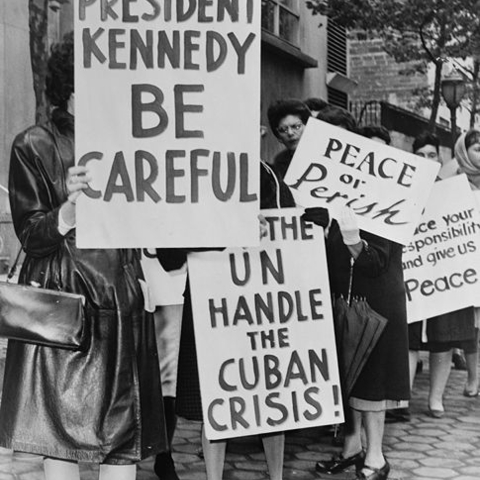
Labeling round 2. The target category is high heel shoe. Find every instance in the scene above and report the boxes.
[356,460,390,480]
[452,352,467,370]
[463,384,479,397]
[316,449,365,474]
[427,406,444,418]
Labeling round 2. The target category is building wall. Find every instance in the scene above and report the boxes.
[0,1,63,263]
[349,38,429,111]
[0,2,35,208]
[0,1,35,264]
[261,7,328,162]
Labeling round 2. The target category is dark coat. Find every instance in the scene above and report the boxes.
[158,162,296,421]
[427,308,476,343]
[0,109,167,463]
[409,307,476,352]
[326,222,410,402]
[271,149,294,181]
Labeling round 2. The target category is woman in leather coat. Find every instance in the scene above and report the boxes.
[0,33,167,480]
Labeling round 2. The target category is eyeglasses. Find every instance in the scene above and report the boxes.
[276,123,304,135]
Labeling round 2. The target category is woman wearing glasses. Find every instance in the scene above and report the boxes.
[267,99,311,180]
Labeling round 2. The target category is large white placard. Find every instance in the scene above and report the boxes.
[74,0,260,248]
[284,118,439,245]
[187,208,344,440]
[403,175,480,323]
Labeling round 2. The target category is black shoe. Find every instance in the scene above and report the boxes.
[316,450,365,474]
[154,452,179,480]
[357,460,390,480]
[385,407,410,423]
[416,360,423,374]
[452,352,467,370]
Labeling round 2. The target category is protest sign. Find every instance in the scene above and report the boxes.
[187,208,343,440]
[74,0,260,248]
[403,175,480,323]
[284,118,439,245]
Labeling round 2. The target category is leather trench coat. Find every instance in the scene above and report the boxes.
[0,109,167,463]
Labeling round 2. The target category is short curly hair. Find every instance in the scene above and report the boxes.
[358,125,391,145]
[45,31,74,110]
[412,131,439,154]
[267,99,311,138]
[316,105,357,133]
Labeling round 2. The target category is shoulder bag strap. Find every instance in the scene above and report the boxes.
[7,247,23,283]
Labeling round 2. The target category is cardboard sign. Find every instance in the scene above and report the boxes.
[187,208,343,440]
[403,175,480,323]
[74,0,260,248]
[284,118,439,245]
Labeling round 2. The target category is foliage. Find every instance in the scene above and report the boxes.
[306,0,480,129]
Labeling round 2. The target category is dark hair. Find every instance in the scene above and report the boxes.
[465,129,480,150]
[267,99,311,137]
[45,31,74,110]
[412,132,439,154]
[316,105,357,132]
[304,97,328,113]
[358,125,391,145]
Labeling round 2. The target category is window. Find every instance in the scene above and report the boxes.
[262,0,300,46]
[327,18,348,108]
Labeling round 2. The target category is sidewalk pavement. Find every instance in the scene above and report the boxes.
[0,351,478,480]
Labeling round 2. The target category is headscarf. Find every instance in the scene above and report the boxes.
[455,130,480,190]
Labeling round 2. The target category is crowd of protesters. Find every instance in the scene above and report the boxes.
[0,32,479,480]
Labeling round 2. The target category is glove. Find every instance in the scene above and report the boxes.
[338,207,361,245]
[301,207,329,228]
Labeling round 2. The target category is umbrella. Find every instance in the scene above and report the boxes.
[334,295,388,398]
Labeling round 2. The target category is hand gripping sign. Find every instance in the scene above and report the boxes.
[187,209,343,440]
[284,118,439,245]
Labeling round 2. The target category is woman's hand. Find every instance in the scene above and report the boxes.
[66,166,91,204]
[338,207,361,246]
[59,166,91,231]
[301,207,329,228]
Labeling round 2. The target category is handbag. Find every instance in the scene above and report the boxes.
[0,248,87,350]
[333,257,388,397]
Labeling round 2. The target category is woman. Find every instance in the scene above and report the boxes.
[315,208,410,480]
[267,99,311,180]
[453,129,480,397]
[0,33,167,480]
[405,131,478,422]
[157,160,296,480]
[312,109,408,480]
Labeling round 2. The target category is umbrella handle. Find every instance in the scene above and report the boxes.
[347,256,354,306]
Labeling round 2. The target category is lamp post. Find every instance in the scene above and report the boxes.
[441,72,466,155]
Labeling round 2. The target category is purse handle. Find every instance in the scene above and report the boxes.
[7,247,23,283]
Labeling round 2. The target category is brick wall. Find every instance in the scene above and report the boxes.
[349,38,429,111]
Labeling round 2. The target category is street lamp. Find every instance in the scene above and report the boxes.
[441,72,466,155]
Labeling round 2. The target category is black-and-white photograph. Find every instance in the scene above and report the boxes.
[0,1,479,479]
